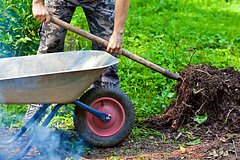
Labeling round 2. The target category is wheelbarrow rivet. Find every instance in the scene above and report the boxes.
[106,114,111,121]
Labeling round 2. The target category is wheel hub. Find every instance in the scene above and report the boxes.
[86,97,125,137]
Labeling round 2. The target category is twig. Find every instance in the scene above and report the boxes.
[232,140,238,158]
[196,69,211,76]
[182,101,193,108]
[194,88,205,94]
[225,107,235,123]
[175,132,182,140]
[195,101,206,115]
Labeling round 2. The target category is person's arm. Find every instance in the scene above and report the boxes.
[32,0,50,23]
[107,0,130,54]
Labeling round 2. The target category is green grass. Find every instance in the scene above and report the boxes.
[1,0,240,127]
[118,0,240,119]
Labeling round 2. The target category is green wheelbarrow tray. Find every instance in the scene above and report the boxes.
[0,50,118,104]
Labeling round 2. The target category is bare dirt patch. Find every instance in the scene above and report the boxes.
[1,127,239,159]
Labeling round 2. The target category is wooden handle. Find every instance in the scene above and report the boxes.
[50,16,182,81]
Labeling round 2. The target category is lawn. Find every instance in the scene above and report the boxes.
[0,1,239,158]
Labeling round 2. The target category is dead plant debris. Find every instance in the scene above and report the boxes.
[144,64,240,133]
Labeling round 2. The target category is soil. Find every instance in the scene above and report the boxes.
[0,64,240,160]
[144,64,240,133]
[1,127,239,160]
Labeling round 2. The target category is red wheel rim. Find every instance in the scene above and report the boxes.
[86,97,125,137]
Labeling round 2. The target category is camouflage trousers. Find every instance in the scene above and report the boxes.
[38,0,119,88]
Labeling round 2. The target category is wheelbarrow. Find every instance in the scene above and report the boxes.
[0,16,182,159]
[0,50,135,159]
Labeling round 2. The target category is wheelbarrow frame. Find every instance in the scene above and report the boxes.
[3,101,111,159]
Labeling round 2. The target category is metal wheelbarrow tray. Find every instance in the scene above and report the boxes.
[0,50,118,104]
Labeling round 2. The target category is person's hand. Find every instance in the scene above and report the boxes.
[32,2,50,23]
[107,31,124,54]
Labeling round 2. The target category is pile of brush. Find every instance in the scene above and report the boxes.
[145,64,240,133]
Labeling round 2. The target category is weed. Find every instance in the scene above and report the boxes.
[194,113,208,125]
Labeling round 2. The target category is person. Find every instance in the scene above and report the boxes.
[22,0,130,122]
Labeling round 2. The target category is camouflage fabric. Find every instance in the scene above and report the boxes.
[38,0,119,87]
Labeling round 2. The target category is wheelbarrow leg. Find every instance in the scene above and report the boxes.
[14,104,64,160]
[0,104,50,145]
[72,100,111,123]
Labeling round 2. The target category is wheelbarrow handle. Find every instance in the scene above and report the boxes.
[50,16,182,81]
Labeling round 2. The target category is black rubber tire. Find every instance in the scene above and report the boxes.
[74,85,135,147]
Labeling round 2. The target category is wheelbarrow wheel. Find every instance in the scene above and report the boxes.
[74,85,135,147]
